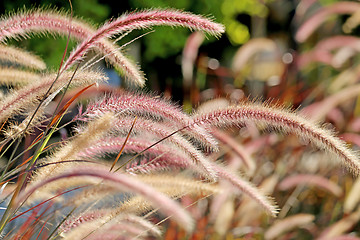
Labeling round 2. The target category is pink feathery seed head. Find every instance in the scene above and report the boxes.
[212,163,279,217]
[61,211,106,233]
[80,92,218,150]
[0,45,46,70]
[82,91,185,121]
[0,9,145,86]
[190,103,360,176]
[75,115,216,179]
[77,135,204,176]
[99,9,225,38]
[82,216,162,238]
[63,9,224,80]
[79,136,180,159]
[0,69,108,124]
[0,9,91,42]
[17,167,195,232]
[108,117,217,180]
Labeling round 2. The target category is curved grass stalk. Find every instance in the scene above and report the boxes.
[211,163,279,217]
[3,107,46,140]
[0,9,92,42]
[77,136,203,177]
[62,9,225,85]
[0,70,107,124]
[191,102,360,176]
[0,98,68,234]
[0,9,223,86]
[0,9,143,86]
[79,92,218,150]
[0,45,46,70]
[17,167,194,232]
[62,213,161,239]
[0,67,41,86]
[67,174,221,209]
[30,113,115,185]
[136,174,221,195]
[111,117,217,180]
[0,8,224,86]
[121,145,277,217]
[116,183,218,218]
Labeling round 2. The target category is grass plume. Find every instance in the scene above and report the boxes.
[191,102,360,175]
[0,45,45,70]
[1,3,360,239]
[0,69,107,125]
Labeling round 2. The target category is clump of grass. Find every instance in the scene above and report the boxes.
[0,2,359,239]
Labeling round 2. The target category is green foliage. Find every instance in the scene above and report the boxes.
[142,28,189,61]
[73,0,110,23]
[221,0,269,45]
[318,0,339,5]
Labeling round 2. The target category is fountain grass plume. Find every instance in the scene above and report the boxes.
[0,8,93,42]
[114,138,278,217]
[0,45,45,70]
[78,136,197,173]
[63,9,225,84]
[191,102,360,176]
[0,67,41,86]
[4,106,46,140]
[30,113,115,186]
[67,174,221,208]
[0,8,224,86]
[136,174,222,195]
[0,8,144,86]
[76,129,277,217]
[79,91,218,150]
[18,167,195,232]
[0,69,108,124]
[62,213,162,239]
[211,163,279,217]
[110,117,217,180]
